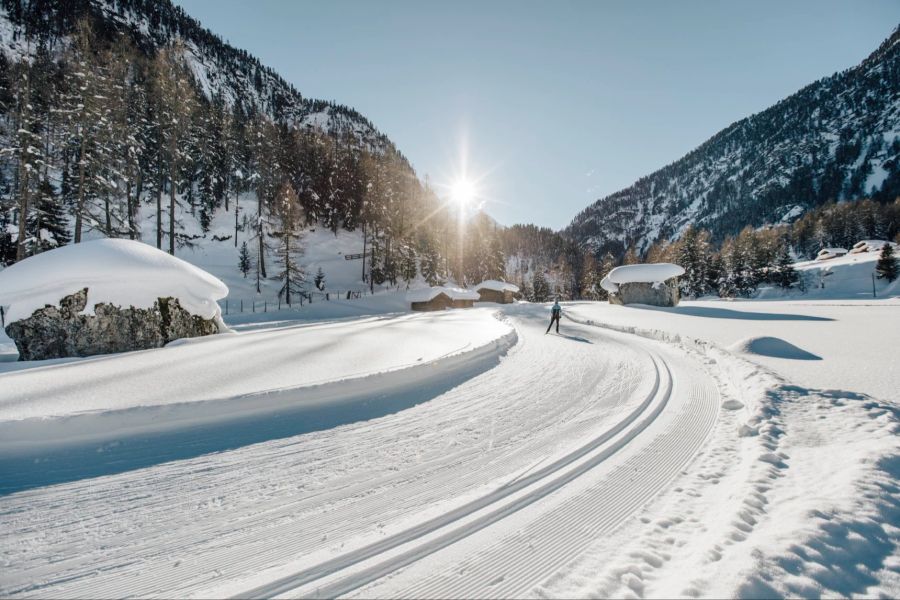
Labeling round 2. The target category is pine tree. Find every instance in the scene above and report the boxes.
[623,246,640,265]
[271,182,306,304]
[532,269,551,302]
[774,242,799,289]
[27,179,70,253]
[419,237,444,286]
[238,241,251,278]
[314,266,326,290]
[399,242,417,289]
[597,252,616,301]
[876,243,899,282]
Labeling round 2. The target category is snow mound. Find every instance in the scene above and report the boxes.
[607,263,685,285]
[406,287,480,302]
[475,280,520,293]
[729,336,822,360]
[0,239,228,324]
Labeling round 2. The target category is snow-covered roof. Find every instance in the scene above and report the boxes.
[0,239,228,324]
[606,263,685,285]
[406,286,480,303]
[475,280,520,293]
[850,240,895,253]
[818,247,848,255]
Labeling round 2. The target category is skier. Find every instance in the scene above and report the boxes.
[545,298,562,334]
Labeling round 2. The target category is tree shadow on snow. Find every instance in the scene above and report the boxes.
[628,304,834,321]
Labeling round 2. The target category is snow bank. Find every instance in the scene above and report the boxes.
[475,280,519,293]
[0,239,228,324]
[406,286,480,302]
[606,263,684,285]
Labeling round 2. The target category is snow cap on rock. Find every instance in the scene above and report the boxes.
[606,263,685,285]
[0,239,228,324]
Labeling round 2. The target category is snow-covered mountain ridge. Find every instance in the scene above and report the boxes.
[0,0,396,154]
[566,25,900,257]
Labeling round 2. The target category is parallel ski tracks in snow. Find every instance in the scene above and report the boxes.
[0,308,720,599]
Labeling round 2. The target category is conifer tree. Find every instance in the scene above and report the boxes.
[774,242,799,289]
[238,241,251,278]
[876,243,899,282]
[314,266,326,290]
[532,269,551,302]
[271,182,306,304]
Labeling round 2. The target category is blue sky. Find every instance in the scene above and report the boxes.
[177,0,898,229]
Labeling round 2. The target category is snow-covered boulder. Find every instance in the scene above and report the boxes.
[604,263,684,307]
[0,239,228,360]
[474,280,519,303]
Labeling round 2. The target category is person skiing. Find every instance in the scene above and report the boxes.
[546,298,562,334]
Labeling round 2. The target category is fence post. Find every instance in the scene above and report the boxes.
[0,305,4,328]
[252,300,255,313]
[873,272,877,298]
[264,300,267,313]
[224,299,228,315]
[240,299,243,313]
[326,292,330,301]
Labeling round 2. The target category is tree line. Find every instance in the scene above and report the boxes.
[0,17,513,301]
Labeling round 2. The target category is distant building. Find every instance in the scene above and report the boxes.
[407,287,480,311]
[475,280,520,304]
[816,247,848,261]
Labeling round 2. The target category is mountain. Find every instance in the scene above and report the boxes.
[0,0,395,153]
[566,26,900,257]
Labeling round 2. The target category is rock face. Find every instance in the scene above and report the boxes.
[609,281,679,307]
[5,288,220,361]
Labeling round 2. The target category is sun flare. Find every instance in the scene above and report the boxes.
[450,179,477,207]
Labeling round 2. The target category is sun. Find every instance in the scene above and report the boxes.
[450,178,476,207]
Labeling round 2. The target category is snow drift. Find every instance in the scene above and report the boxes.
[0,239,228,325]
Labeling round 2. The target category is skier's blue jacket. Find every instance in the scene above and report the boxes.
[551,302,561,315]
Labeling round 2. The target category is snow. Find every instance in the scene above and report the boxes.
[0,308,513,438]
[0,239,228,325]
[758,250,900,300]
[606,262,685,284]
[0,263,898,598]
[475,280,520,293]
[850,239,897,254]
[599,275,619,293]
[406,286,481,302]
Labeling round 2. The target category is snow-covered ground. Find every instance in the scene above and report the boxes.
[0,282,898,597]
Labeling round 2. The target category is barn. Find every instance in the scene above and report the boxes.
[475,280,520,304]
[407,287,480,311]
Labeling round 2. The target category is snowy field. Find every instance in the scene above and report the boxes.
[1,292,898,598]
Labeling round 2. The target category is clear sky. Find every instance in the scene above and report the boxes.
[176,0,898,230]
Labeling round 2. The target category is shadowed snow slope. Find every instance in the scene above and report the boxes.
[729,336,822,360]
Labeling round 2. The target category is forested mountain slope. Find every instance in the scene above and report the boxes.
[566,26,900,257]
[0,0,514,298]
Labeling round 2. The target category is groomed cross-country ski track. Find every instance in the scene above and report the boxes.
[0,303,721,599]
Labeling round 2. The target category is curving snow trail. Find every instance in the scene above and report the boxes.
[0,304,720,599]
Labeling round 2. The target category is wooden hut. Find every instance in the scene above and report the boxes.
[475,280,519,304]
[407,287,480,311]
